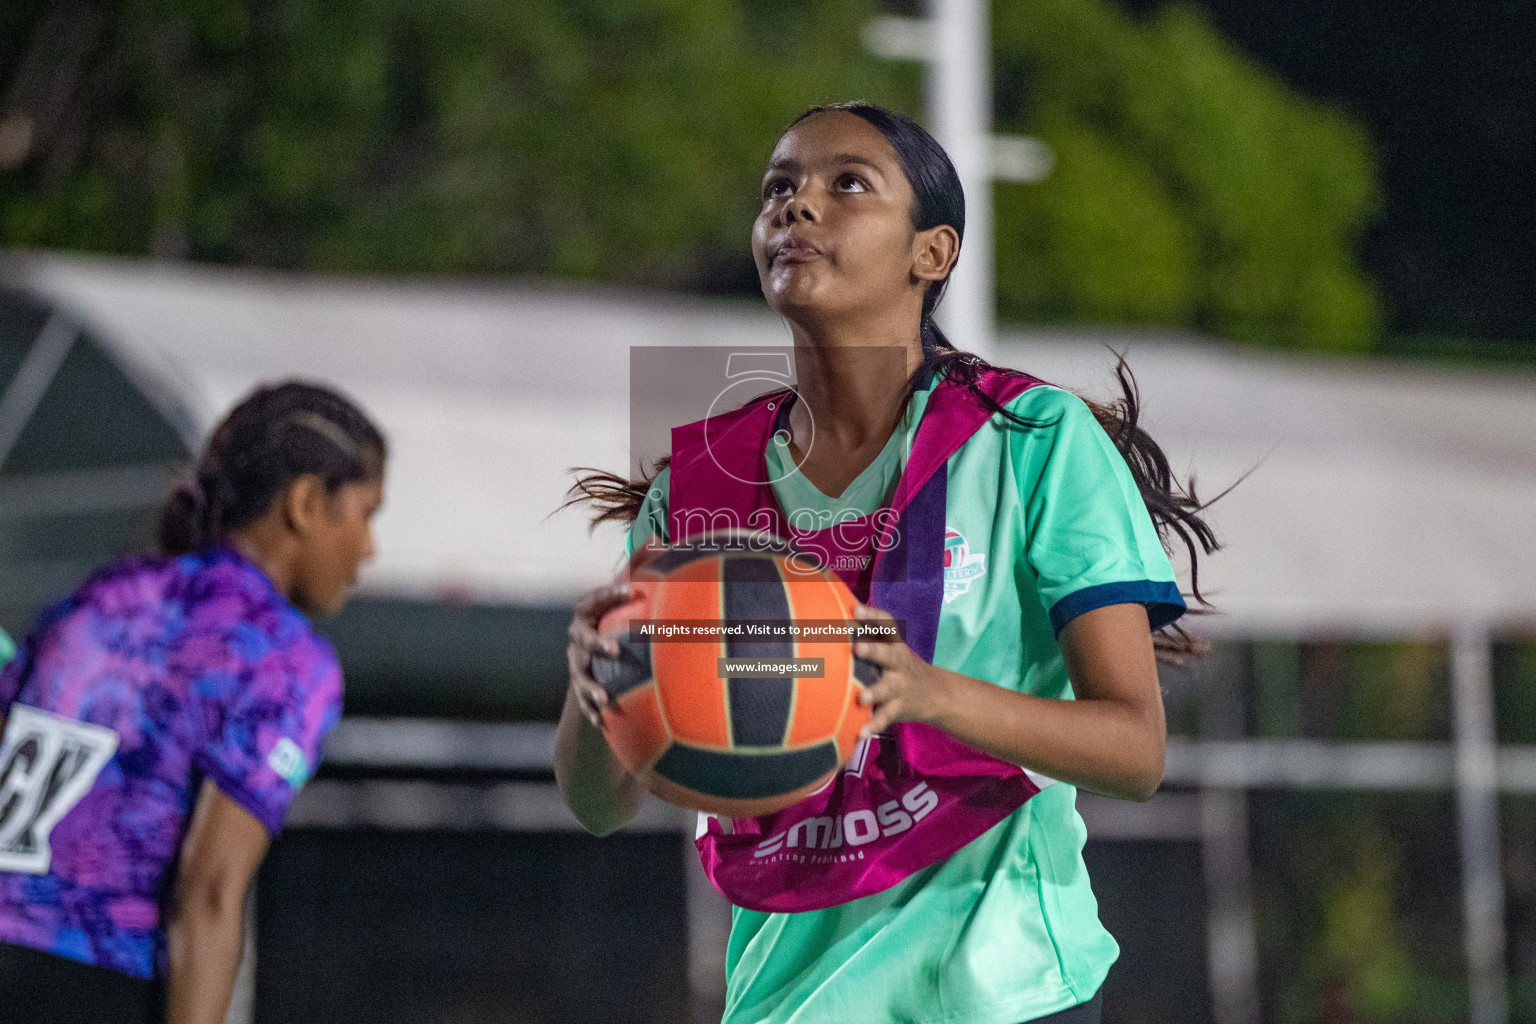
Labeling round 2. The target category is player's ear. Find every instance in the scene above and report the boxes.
[282,474,329,538]
[911,224,958,285]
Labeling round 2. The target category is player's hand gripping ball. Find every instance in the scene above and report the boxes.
[590,532,878,817]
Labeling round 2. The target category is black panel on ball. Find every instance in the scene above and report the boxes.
[590,634,652,698]
[722,555,795,746]
[726,676,796,747]
[644,545,714,575]
[654,741,840,799]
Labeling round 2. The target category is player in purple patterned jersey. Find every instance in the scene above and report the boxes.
[0,381,386,1024]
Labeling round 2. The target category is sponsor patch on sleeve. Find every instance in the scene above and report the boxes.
[267,737,311,790]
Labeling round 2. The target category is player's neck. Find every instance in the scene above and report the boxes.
[787,324,924,450]
[226,525,300,602]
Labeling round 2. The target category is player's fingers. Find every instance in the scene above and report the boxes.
[573,582,612,617]
[566,650,607,723]
[569,616,620,658]
[566,645,595,694]
[861,702,899,738]
[852,602,895,623]
[574,581,635,623]
[567,678,599,726]
[580,686,609,723]
[565,645,611,705]
[852,637,901,664]
[852,605,903,639]
[857,676,898,707]
[573,583,635,656]
[566,642,591,682]
[592,582,637,621]
[852,604,903,646]
[584,672,610,707]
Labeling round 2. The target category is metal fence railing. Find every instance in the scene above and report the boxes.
[307,627,1515,1024]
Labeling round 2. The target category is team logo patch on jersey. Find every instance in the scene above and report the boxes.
[267,737,310,789]
[0,705,119,874]
[942,528,986,603]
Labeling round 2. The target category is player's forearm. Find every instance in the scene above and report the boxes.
[165,883,247,1024]
[555,689,645,836]
[931,672,1166,802]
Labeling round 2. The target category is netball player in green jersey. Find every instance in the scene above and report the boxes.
[560,103,1218,1024]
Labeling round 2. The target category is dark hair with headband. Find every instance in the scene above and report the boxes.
[159,381,387,556]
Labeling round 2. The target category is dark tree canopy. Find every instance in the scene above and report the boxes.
[1,0,1381,351]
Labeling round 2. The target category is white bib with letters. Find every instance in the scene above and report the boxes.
[0,705,119,874]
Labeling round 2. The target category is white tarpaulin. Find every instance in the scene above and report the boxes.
[6,251,1535,635]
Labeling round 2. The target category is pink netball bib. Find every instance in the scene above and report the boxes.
[668,366,1054,913]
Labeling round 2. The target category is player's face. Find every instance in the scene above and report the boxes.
[293,476,383,617]
[752,111,925,326]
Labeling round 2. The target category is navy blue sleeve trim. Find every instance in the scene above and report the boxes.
[1048,579,1187,636]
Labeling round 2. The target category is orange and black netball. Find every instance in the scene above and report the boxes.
[591,533,876,817]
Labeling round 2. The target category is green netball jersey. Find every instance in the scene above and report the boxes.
[626,376,1182,1024]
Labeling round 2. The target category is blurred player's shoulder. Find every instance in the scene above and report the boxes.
[169,547,339,674]
[53,548,255,627]
[36,547,332,670]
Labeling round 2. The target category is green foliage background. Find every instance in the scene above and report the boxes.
[995,0,1379,350]
[0,0,1379,348]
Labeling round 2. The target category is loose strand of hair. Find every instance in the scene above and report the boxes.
[561,457,671,531]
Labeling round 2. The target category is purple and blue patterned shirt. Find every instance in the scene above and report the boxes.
[0,546,342,978]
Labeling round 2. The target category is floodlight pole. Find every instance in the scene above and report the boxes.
[1453,623,1510,1024]
[862,1,1050,363]
[925,0,996,363]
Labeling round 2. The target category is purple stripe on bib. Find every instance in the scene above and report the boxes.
[671,368,1053,912]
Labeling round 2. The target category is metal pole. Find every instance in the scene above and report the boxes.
[0,311,77,471]
[924,0,995,363]
[1201,789,1260,1024]
[1453,623,1508,1024]
[1198,641,1261,1024]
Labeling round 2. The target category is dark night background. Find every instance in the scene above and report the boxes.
[1119,0,1536,347]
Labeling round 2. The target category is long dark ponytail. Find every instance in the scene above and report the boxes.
[160,381,387,556]
[566,102,1221,655]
